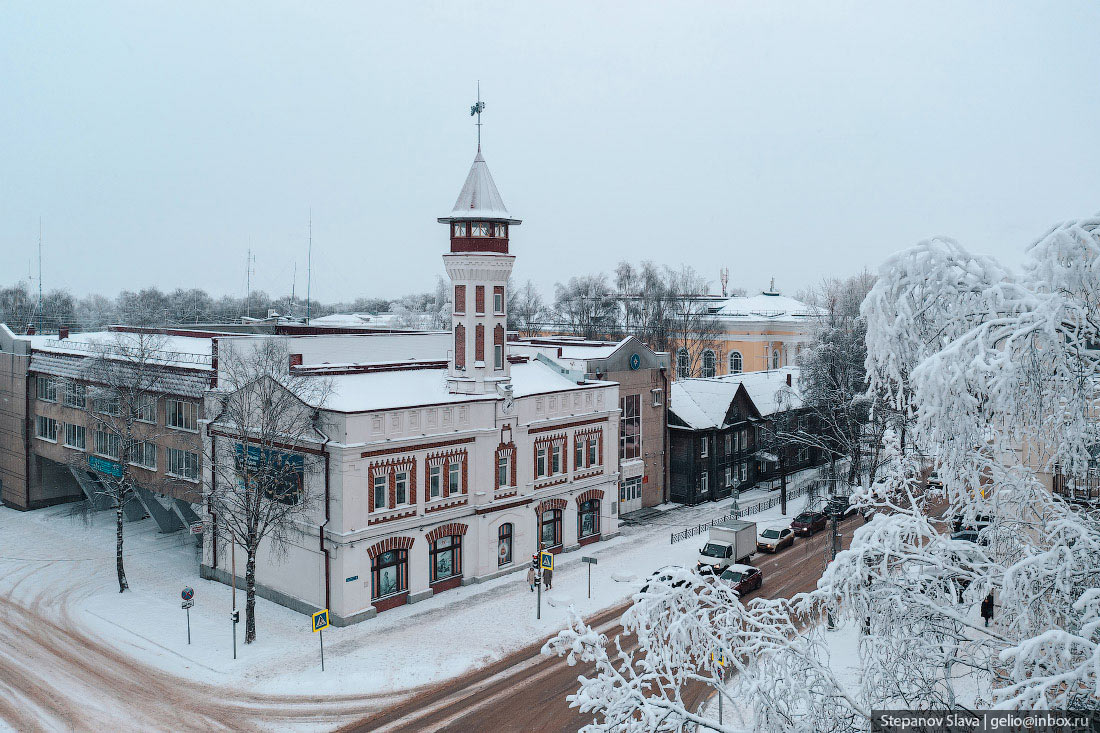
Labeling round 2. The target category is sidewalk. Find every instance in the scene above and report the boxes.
[0,482,817,700]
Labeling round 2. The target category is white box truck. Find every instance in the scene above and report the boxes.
[696,520,757,575]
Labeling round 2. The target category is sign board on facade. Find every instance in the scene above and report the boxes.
[539,550,554,571]
[629,353,641,370]
[345,575,359,583]
[189,521,203,535]
[312,609,330,633]
[88,455,123,478]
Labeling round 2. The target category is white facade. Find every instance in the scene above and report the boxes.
[200,147,621,624]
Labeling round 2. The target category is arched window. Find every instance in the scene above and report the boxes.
[702,350,716,378]
[729,351,743,374]
[497,523,513,567]
[676,348,690,379]
[771,349,781,370]
[578,499,600,538]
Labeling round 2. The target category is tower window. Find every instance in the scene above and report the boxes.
[494,223,506,237]
[453,222,467,237]
[471,222,489,237]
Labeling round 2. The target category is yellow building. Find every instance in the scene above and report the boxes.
[673,287,820,380]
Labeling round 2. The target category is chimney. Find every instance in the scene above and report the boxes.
[786,373,792,387]
[289,353,303,369]
[59,327,69,340]
[25,325,35,335]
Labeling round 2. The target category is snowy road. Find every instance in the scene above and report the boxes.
[341,513,861,733]
[0,475,829,732]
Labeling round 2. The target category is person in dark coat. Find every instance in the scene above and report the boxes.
[981,592,994,627]
[543,566,553,590]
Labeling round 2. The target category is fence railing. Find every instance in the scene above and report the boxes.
[670,479,825,544]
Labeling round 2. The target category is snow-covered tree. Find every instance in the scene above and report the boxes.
[205,338,331,643]
[78,331,180,592]
[546,216,1100,730]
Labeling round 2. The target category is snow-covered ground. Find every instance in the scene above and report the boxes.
[0,469,822,701]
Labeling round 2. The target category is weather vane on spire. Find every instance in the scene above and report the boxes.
[470,81,485,150]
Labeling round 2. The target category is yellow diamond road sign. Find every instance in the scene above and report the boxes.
[312,609,330,633]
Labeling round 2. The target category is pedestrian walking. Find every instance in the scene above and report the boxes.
[544,566,553,590]
[527,564,537,592]
[981,592,994,627]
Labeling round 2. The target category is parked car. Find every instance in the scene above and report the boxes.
[950,528,989,546]
[952,513,992,533]
[927,471,944,489]
[791,511,827,536]
[757,526,795,553]
[640,566,693,593]
[718,564,763,596]
[825,496,858,518]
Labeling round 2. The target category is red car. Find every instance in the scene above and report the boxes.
[719,564,763,596]
[791,511,827,536]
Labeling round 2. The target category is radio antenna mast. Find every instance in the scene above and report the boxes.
[306,210,312,324]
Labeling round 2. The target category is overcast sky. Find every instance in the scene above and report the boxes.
[2,1,1099,304]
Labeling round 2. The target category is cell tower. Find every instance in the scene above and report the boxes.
[720,267,729,298]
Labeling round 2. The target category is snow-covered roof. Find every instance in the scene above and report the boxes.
[307,359,588,413]
[308,369,488,413]
[28,352,211,397]
[736,368,802,416]
[27,331,214,369]
[510,359,590,397]
[669,380,740,430]
[670,368,801,429]
[712,292,821,322]
[439,149,521,223]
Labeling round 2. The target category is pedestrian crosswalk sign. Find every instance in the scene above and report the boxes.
[312,609,330,633]
[710,650,727,667]
[539,550,553,571]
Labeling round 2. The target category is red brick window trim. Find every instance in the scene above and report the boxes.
[534,434,567,479]
[427,449,468,499]
[454,285,466,315]
[495,442,517,491]
[573,427,603,471]
[369,458,416,513]
[475,286,485,315]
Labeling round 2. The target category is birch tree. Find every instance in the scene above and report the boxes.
[79,331,179,592]
[205,338,331,643]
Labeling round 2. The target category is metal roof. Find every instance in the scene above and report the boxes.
[438,149,521,224]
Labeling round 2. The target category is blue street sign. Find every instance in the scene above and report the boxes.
[181,586,194,601]
[89,455,123,478]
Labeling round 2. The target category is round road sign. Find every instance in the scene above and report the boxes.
[181,586,194,601]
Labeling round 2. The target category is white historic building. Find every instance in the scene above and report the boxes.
[200,147,620,624]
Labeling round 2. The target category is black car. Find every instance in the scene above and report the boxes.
[825,496,858,518]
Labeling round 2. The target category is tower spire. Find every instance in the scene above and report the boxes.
[470,81,485,151]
